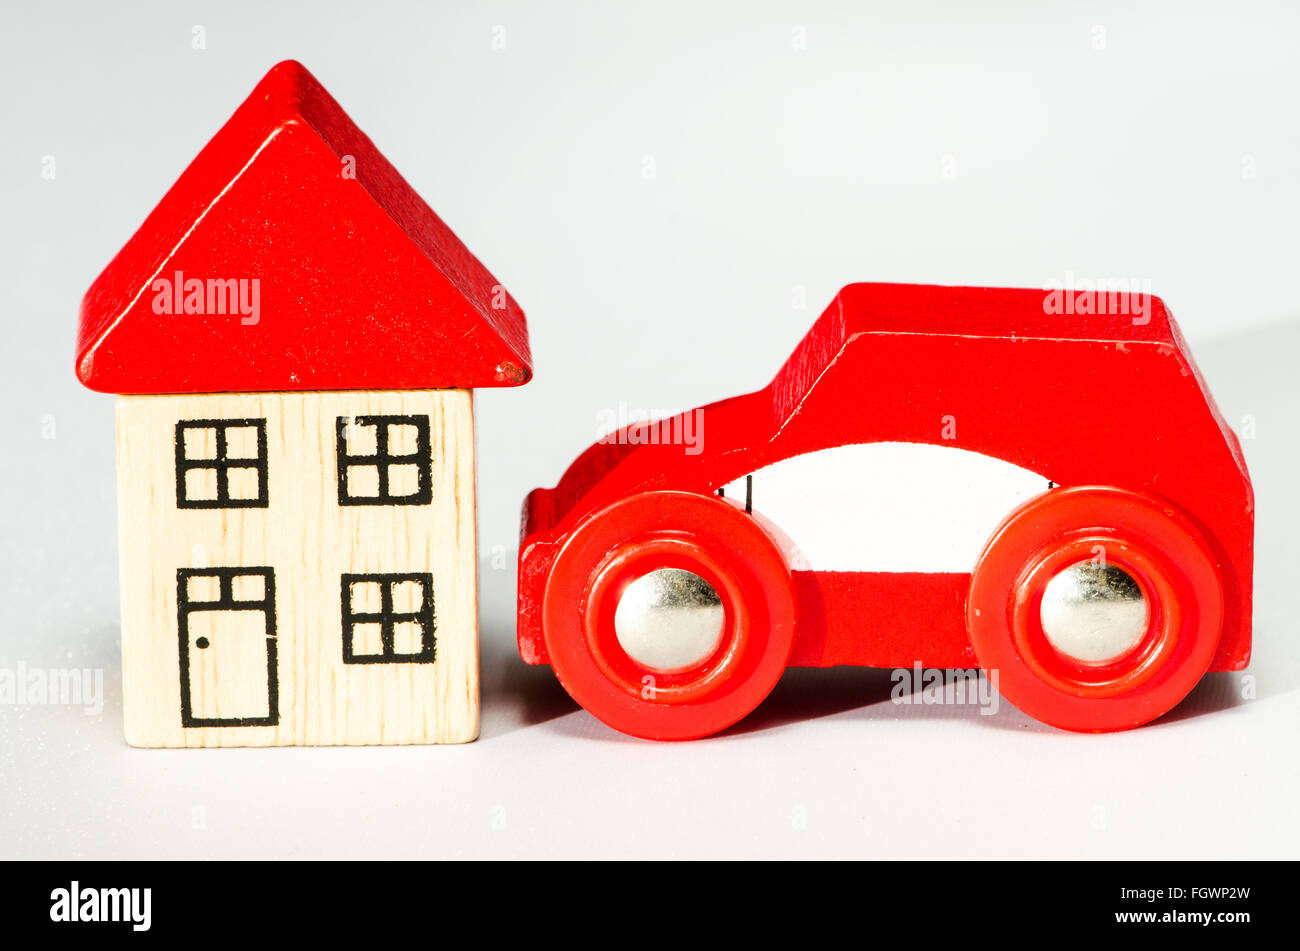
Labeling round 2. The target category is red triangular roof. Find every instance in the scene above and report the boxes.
[76,60,531,393]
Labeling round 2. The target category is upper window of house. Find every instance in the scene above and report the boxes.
[335,415,433,506]
[175,419,269,508]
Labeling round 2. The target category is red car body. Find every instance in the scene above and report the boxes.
[518,284,1253,738]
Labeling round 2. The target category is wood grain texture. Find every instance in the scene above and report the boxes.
[116,389,478,747]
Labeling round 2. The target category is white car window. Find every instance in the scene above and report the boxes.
[718,442,1050,572]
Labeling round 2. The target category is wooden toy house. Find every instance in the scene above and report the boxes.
[75,61,531,746]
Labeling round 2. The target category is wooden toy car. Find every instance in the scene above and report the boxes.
[517,283,1253,739]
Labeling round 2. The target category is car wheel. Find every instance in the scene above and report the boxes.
[967,485,1224,732]
[542,490,797,740]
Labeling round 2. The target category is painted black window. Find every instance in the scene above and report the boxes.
[175,419,269,508]
[340,573,436,664]
[335,415,432,506]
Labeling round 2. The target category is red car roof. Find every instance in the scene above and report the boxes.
[832,283,1176,343]
[76,60,531,394]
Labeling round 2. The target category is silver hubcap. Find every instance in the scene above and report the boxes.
[613,568,725,673]
[1039,561,1149,665]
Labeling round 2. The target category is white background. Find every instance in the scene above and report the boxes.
[1,0,1297,858]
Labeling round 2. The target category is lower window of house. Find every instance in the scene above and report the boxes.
[340,572,436,663]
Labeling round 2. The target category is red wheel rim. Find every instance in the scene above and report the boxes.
[968,486,1223,732]
[1009,536,1178,697]
[584,538,750,704]
[543,491,796,740]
